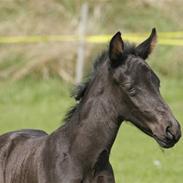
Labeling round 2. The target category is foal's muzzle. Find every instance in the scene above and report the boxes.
[154,120,181,148]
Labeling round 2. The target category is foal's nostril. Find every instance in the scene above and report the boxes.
[166,126,174,141]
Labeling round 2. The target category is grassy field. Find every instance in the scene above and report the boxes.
[0,0,183,80]
[0,76,182,183]
[0,1,182,182]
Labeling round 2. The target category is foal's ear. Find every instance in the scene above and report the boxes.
[136,28,157,60]
[109,32,124,67]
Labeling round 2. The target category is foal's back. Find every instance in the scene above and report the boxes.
[0,129,47,183]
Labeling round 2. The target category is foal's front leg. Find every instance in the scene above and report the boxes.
[92,162,115,183]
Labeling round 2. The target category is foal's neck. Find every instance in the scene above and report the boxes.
[53,64,123,165]
[67,91,122,164]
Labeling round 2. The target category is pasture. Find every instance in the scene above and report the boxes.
[0,1,183,182]
[0,75,182,183]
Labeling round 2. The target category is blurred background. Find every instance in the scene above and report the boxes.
[0,0,183,182]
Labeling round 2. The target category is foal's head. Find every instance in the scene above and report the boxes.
[107,28,181,148]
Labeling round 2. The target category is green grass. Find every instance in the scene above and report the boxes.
[0,77,183,183]
[0,78,73,132]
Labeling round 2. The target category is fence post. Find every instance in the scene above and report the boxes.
[75,2,88,84]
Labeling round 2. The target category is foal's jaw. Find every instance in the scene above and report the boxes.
[130,117,181,148]
[130,109,182,148]
[128,101,182,148]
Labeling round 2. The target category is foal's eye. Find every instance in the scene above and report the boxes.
[128,87,136,96]
[123,83,136,96]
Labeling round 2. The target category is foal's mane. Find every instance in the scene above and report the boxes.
[64,42,136,123]
[63,51,108,123]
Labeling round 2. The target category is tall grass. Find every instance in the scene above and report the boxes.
[0,0,183,80]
